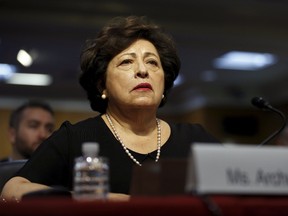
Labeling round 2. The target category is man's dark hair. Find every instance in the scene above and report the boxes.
[9,100,55,129]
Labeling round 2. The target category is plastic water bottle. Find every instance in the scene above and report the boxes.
[73,142,109,201]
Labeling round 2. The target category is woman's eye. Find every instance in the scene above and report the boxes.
[117,59,133,70]
[120,59,133,65]
[146,59,159,69]
[148,60,158,66]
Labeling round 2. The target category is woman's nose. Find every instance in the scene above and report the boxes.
[135,61,149,78]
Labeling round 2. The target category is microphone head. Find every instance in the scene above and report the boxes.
[251,96,270,110]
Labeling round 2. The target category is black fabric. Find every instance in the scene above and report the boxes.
[16,115,219,194]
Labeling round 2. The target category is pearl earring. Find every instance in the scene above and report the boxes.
[101,93,107,99]
[162,94,164,99]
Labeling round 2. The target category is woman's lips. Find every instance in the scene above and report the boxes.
[133,83,152,91]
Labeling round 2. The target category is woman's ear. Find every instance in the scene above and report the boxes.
[96,79,105,94]
[101,90,107,99]
[97,79,108,99]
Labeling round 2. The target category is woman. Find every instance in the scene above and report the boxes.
[1,16,218,201]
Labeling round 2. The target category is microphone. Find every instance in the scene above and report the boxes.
[251,96,287,146]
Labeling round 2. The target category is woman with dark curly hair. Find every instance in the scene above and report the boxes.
[1,16,218,201]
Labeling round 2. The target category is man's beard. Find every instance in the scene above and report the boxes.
[15,139,38,159]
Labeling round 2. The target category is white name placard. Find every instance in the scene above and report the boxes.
[185,143,288,195]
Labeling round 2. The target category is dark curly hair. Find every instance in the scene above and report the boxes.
[79,16,181,113]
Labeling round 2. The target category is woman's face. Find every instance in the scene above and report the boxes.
[105,39,164,110]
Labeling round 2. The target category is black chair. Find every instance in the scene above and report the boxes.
[0,160,26,192]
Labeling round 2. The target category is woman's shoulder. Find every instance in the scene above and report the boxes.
[60,114,103,129]
[167,121,219,143]
[51,115,105,139]
[47,114,108,145]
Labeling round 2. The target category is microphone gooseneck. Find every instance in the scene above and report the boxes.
[251,96,287,146]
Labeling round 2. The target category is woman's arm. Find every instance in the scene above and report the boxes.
[108,193,130,201]
[1,176,50,201]
[1,176,130,202]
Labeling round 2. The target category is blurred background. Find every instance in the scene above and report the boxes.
[1,0,288,157]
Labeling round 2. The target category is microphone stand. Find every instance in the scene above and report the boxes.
[251,97,287,146]
[259,106,287,146]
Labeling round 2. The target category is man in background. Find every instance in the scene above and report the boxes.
[0,100,55,162]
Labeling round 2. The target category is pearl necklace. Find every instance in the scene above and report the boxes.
[105,113,161,166]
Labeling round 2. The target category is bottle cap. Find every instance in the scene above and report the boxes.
[82,142,99,157]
